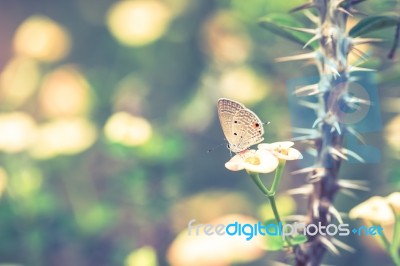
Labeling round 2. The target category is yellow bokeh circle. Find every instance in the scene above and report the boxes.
[13,15,71,62]
[107,0,171,46]
[0,112,37,153]
[104,112,152,146]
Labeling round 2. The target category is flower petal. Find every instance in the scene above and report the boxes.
[243,150,279,173]
[278,148,303,160]
[258,141,294,151]
[387,192,400,213]
[224,150,256,172]
[349,196,395,225]
[225,160,245,171]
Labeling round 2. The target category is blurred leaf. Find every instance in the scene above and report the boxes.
[284,234,308,247]
[340,0,367,9]
[258,14,316,50]
[349,15,400,37]
[262,218,285,251]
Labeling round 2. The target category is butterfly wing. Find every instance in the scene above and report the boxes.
[230,109,264,152]
[217,98,245,150]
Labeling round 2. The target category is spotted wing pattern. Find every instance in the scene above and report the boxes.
[217,98,244,148]
[217,98,264,153]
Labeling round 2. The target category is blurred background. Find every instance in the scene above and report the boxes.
[0,0,399,265]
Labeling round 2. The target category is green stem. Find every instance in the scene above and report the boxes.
[268,194,282,224]
[391,210,400,252]
[372,222,399,266]
[248,172,270,195]
[390,250,400,266]
[248,161,292,246]
[271,160,286,194]
[390,211,400,266]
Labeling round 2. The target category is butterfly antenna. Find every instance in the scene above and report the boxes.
[207,142,227,153]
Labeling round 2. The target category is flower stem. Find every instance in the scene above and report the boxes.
[248,172,270,195]
[372,222,400,266]
[390,212,400,266]
[270,160,286,195]
[248,162,292,246]
[268,194,282,224]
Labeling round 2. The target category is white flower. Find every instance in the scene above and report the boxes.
[349,196,395,225]
[225,149,279,174]
[258,141,303,161]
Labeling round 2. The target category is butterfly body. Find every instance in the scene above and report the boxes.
[217,98,264,153]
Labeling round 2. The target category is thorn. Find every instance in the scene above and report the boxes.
[306,147,318,157]
[291,127,319,134]
[340,188,358,198]
[329,65,341,77]
[349,66,376,72]
[329,205,344,224]
[303,34,321,49]
[309,168,326,181]
[298,100,319,110]
[276,52,316,62]
[351,46,369,62]
[294,84,320,96]
[319,236,340,255]
[338,179,370,191]
[337,7,353,16]
[303,10,319,24]
[349,8,368,16]
[352,38,383,45]
[329,147,348,160]
[331,238,356,253]
[341,147,365,163]
[346,127,365,144]
[344,95,371,106]
[281,26,317,34]
[291,135,319,141]
[312,117,323,128]
[313,201,320,218]
[291,167,316,175]
[332,121,342,135]
[287,185,313,195]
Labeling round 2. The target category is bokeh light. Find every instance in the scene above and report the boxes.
[38,66,91,118]
[0,56,41,108]
[0,168,8,198]
[107,0,172,46]
[202,11,252,65]
[104,112,153,146]
[13,15,71,62]
[218,66,269,104]
[167,214,264,266]
[125,246,158,266]
[170,191,253,232]
[0,112,37,153]
[30,118,97,159]
[384,114,400,153]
